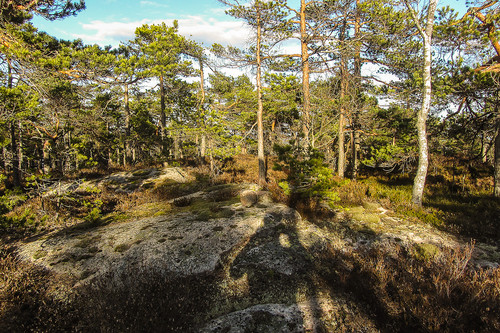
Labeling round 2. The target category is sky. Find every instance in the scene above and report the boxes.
[30,0,470,50]
[31,0,254,48]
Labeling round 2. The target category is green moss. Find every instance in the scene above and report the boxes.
[132,169,154,178]
[363,202,381,213]
[114,243,131,253]
[352,213,381,224]
[33,250,47,259]
[414,243,440,261]
[348,206,365,214]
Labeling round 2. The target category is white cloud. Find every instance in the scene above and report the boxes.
[139,1,170,8]
[73,15,251,48]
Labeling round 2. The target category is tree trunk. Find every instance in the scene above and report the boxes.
[256,4,266,186]
[338,58,348,179]
[198,56,207,159]
[300,0,311,146]
[43,139,51,175]
[352,0,362,180]
[124,83,131,137]
[160,74,166,138]
[494,121,500,197]
[174,134,180,160]
[201,135,206,158]
[1,146,7,171]
[407,0,438,206]
[18,121,23,178]
[10,121,20,187]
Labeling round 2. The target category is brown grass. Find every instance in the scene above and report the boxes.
[314,239,500,332]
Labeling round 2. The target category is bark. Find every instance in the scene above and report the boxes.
[10,121,20,187]
[124,83,130,137]
[18,121,23,177]
[351,126,360,179]
[124,83,130,166]
[1,146,7,171]
[256,4,266,186]
[160,74,166,138]
[174,135,180,160]
[198,57,207,159]
[300,0,311,146]
[352,0,362,180]
[338,53,348,179]
[42,139,50,175]
[494,121,500,197]
[406,0,438,206]
[201,135,206,158]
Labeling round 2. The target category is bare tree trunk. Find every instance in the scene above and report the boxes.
[406,0,438,206]
[201,135,206,158]
[123,83,131,166]
[256,4,266,186]
[43,139,51,175]
[10,121,20,187]
[300,0,311,146]
[160,74,166,138]
[124,83,130,137]
[198,57,207,159]
[1,146,7,171]
[18,121,23,178]
[494,122,500,197]
[174,134,180,160]
[352,0,362,180]
[338,58,348,179]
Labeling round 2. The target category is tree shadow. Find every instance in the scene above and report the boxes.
[220,206,335,332]
[424,192,500,242]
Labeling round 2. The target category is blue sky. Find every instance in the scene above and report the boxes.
[31,0,251,48]
[31,0,469,49]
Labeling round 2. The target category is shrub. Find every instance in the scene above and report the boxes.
[274,143,339,208]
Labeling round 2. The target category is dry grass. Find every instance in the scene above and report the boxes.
[0,155,499,331]
[314,238,500,332]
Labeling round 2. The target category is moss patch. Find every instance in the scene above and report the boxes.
[351,213,381,225]
[33,250,47,260]
[114,243,131,253]
[414,243,440,261]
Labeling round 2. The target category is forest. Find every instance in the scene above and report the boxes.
[0,0,499,332]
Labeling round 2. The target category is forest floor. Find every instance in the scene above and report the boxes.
[0,157,499,332]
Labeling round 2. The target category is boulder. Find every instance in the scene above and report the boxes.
[200,304,305,333]
[240,190,258,207]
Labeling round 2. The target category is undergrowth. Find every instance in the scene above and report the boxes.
[316,240,500,332]
[0,155,498,331]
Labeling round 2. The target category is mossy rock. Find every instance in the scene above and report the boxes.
[173,196,193,207]
[362,201,381,213]
[131,169,156,178]
[348,206,365,214]
[33,250,48,259]
[75,235,101,248]
[114,243,131,253]
[414,243,440,261]
[352,213,381,224]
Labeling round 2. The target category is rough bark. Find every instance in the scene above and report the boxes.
[351,0,362,180]
[300,0,311,146]
[256,4,266,186]
[495,121,500,197]
[198,57,207,159]
[42,139,50,175]
[338,48,348,179]
[159,74,166,137]
[406,0,438,206]
[10,121,20,187]
[124,83,130,137]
